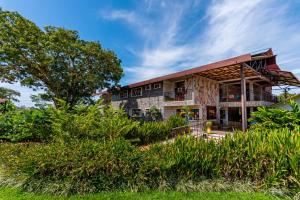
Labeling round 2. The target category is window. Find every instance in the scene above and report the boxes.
[120,90,128,98]
[191,109,200,120]
[145,84,151,90]
[153,83,161,89]
[131,87,142,97]
[207,106,217,120]
[112,94,119,101]
[131,108,142,118]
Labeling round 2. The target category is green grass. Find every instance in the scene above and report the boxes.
[0,187,286,200]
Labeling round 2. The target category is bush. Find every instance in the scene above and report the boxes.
[167,115,187,128]
[249,100,300,130]
[145,106,163,121]
[127,115,188,145]
[0,108,51,142]
[134,121,171,144]
[0,139,161,194]
[49,102,138,142]
[1,127,299,195]
[155,127,300,190]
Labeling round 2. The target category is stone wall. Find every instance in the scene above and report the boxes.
[112,96,164,116]
[193,75,219,120]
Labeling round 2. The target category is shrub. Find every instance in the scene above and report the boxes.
[145,106,163,121]
[150,127,300,192]
[167,115,187,128]
[127,115,188,145]
[249,100,300,130]
[49,102,138,142]
[0,127,299,195]
[0,139,162,194]
[0,108,51,142]
[134,121,171,144]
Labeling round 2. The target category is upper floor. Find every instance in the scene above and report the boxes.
[111,49,299,108]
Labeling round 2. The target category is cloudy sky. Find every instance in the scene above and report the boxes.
[0,0,300,106]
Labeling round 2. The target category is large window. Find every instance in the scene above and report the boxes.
[131,87,142,97]
[207,106,217,120]
[153,83,161,89]
[145,84,151,90]
[120,90,128,98]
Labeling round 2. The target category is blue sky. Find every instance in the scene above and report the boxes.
[0,0,300,106]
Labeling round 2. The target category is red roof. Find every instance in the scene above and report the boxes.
[127,53,252,88]
[122,48,299,88]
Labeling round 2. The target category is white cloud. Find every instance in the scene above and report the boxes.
[101,0,300,85]
[100,10,138,26]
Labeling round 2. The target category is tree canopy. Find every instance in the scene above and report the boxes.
[0,10,123,107]
[0,87,20,102]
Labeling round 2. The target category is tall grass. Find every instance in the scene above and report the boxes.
[0,127,299,195]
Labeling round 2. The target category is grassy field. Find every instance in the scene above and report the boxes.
[0,187,286,200]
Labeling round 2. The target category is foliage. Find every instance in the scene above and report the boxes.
[277,91,297,103]
[0,100,16,113]
[0,108,51,142]
[249,100,300,130]
[0,87,20,102]
[30,94,51,109]
[145,106,163,121]
[167,115,187,128]
[1,127,299,195]
[49,102,138,142]
[0,10,123,107]
[179,106,193,120]
[126,115,187,145]
[0,139,151,194]
[205,121,213,128]
[133,121,171,145]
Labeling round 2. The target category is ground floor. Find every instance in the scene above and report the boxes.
[164,105,259,130]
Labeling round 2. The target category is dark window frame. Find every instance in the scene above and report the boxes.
[207,106,217,120]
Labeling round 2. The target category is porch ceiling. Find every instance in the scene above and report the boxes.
[197,64,260,81]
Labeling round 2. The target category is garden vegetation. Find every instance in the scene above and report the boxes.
[0,100,299,197]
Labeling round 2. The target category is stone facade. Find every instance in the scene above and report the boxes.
[111,75,273,122]
[111,82,164,116]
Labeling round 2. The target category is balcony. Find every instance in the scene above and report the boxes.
[220,91,277,103]
[163,89,195,106]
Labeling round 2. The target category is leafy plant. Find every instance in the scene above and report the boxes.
[1,127,299,195]
[167,115,187,128]
[0,108,52,142]
[249,100,300,130]
[49,101,138,142]
[145,106,163,121]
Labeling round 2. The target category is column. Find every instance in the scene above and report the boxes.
[249,82,254,101]
[240,65,247,132]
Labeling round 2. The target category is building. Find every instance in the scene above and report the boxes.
[111,49,300,131]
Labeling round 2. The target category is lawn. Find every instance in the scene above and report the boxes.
[0,187,285,200]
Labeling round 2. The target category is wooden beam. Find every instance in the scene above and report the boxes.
[218,76,263,83]
[240,64,247,132]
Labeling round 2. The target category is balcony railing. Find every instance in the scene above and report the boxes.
[164,89,193,101]
[220,92,278,103]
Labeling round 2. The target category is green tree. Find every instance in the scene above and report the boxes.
[277,90,297,103]
[0,10,123,107]
[0,87,20,102]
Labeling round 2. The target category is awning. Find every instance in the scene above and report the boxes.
[267,70,300,86]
